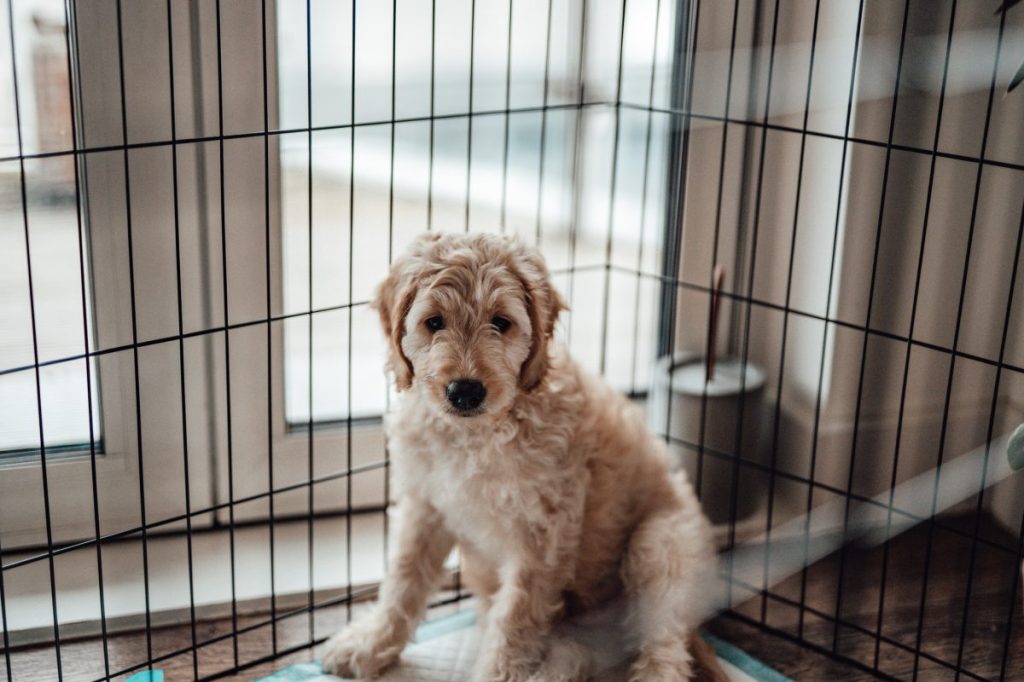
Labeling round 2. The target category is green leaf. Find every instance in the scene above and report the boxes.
[1009,422,1024,472]
[994,0,1022,14]
[1010,59,1024,93]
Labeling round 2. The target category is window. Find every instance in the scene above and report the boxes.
[1,0,674,545]
[1,0,220,548]
[0,0,99,457]
[272,0,671,427]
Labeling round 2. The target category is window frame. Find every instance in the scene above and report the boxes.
[0,0,217,549]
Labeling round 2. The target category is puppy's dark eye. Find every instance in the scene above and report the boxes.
[491,316,512,334]
[425,316,445,332]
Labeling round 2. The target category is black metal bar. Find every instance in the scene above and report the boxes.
[0,300,371,381]
[5,0,64,674]
[383,0,398,569]
[966,186,1024,682]
[722,611,906,682]
[9,422,1022,576]
[453,0,478,603]
[873,1,957,669]
[727,0,780,617]
[722,586,988,681]
[0,101,611,166]
[0,526,8,682]
[563,0,589,347]
[533,0,554,248]
[832,0,912,655]
[166,0,200,675]
[464,0,475,234]
[345,0,357,628]
[655,21,701,662]
[663,436,1020,557]
[911,7,1008,678]
[213,0,241,667]
[6,101,1024,178]
[305,0,316,643]
[701,0,739,527]
[94,587,471,682]
[655,0,697,358]
[499,0,513,235]
[597,0,629,377]
[113,0,155,670]
[627,0,664,396]
[4,474,392,573]
[6,266,1024,393]
[427,0,436,231]
[770,1,831,638]
[724,0,765,606]
[765,0,823,635]
[1000,508,1024,679]
[623,103,1024,174]
[65,0,111,675]
[261,0,279,658]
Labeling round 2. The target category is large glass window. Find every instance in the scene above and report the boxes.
[276,0,671,425]
[1,0,100,456]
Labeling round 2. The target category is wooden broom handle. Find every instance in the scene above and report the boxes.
[706,264,726,384]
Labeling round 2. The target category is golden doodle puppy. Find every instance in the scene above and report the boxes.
[322,233,722,681]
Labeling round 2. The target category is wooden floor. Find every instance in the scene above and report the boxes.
[707,513,1024,681]
[6,514,1022,681]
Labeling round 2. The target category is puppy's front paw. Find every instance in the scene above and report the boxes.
[471,647,538,682]
[628,648,693,682]
[321,620,403,679]
[525,638,590,682]
[471,661,533,682]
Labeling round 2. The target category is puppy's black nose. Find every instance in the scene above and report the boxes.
[446,379,486,412]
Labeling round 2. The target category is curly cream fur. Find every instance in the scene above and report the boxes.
[322,233,722,681]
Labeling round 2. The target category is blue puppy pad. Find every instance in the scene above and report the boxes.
[703,632,791,682]
[126,672,164,682]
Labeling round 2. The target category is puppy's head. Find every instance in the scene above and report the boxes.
[373,233,566,419]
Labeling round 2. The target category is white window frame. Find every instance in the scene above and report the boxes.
[1,0,218,549]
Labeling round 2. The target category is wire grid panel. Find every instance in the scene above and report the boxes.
[1,0,667,679]
[670,1,1024,681]
[1,0,1023,680]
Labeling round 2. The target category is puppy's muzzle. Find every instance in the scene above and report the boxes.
[446,379,486,414]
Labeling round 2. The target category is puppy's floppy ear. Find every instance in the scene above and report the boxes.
[510,242,568,391]
[372,260,419,391]
[373,234,444,390]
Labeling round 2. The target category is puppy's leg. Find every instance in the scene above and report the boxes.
[322,496,454,678]
[688,631,730,682]
[471,563,566,682]
[620,476,719,682]
[526,636,591,682]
